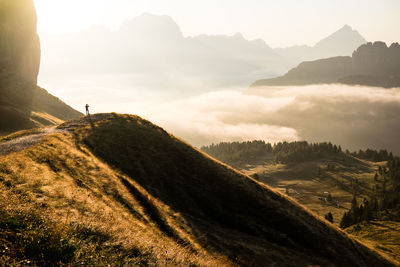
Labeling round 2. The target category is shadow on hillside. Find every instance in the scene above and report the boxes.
[75,114,394,266]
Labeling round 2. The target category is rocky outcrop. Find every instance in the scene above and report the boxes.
[352,42,400,76]
[0,0,81,134]
[0,0,40,85]
[252,42,400,88]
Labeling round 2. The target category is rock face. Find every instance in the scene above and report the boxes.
[0,0,40,85]
[252,56,352,86]
[252,41,400,88]
[352,42,400,76]
[0,0,81,134]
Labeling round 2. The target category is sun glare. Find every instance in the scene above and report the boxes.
[34,0,127,33]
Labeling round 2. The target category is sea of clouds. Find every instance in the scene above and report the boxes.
[44,81,400,154]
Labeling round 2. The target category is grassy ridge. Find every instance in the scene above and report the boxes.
[0,113,396,266]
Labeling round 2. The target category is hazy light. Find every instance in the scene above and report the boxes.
[34,0,400,47]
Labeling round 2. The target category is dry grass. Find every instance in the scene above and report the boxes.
[0,113,396,266]
[242,158,385,225]
[346,221,400,263]
[0,132,230,266]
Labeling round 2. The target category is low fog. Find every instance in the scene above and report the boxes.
[47,82,400,154]
[147,85,400,154]
[36,14,399,154]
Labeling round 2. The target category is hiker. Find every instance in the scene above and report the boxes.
[85,104,90,116]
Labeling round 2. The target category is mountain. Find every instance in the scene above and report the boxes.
[313,25,367,57]
[274,25,366,65]
[0,113,396,266]
[251,41,400,88]
[38,17,367,97]
[0,0,81,135]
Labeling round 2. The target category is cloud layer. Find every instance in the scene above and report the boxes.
[142,85,400,154]
[46,82,400,154]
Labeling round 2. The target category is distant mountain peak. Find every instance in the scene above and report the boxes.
[313,25,366,56]
[119,13,183,39]
[340,24,353,31]
[233,32,244,39]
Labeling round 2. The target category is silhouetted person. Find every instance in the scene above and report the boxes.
[85,104,90,116]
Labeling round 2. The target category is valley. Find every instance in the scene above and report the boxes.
[202,141,400,262]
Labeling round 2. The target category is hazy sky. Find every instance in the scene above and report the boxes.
[34,0,399,47]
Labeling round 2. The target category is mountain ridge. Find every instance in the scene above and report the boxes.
[251,41,400,88]
[39,15,367,92]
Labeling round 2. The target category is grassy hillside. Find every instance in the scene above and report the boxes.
[346,221,400,262]
[202,140,400,261]
[0,83,82,135]
[0,114,396,266]
[241,157,384,225]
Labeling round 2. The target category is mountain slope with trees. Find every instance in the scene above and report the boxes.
[202,140,400,261]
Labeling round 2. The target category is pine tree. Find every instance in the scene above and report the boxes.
[325,212,334,223]
[340,212,350,228]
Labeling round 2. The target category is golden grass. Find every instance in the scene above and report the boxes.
[0,113,396,266]
[346,221,400,263]
[242,158,385,225]
[30,111,64,126]
[0,132,231,266]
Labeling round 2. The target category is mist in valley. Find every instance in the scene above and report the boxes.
[36,13,399,154]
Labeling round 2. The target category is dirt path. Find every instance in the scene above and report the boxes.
[0,127,64,156]
[0,114,114,157]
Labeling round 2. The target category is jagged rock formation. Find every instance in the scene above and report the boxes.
[0,0,81,134]
[252,41,400,88]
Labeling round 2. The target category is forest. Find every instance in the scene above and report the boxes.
[201,140,400,229]
[201,140,344,167]
[340,157,400,228]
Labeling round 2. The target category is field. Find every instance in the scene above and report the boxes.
[239,156,400,261]
[347,221,400,262]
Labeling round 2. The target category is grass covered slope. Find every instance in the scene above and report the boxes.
[0,114,396,266]
[0,83,82,135]
[76,114,394,266]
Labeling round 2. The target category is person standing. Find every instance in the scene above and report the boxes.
[85,104,89,116]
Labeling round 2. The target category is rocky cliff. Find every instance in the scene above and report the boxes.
[0,0,40,84]
[0,0,81,134]
[252,41,400,88]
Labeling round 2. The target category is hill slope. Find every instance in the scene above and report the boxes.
[0,114,396,266]
[0,0,81,135]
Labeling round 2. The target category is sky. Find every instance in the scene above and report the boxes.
[31,0,400,152]
[33,0,400,47]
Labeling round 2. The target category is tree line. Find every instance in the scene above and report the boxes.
[340,157,400,228]
[201,140,344,166]
[348,149,394,162]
